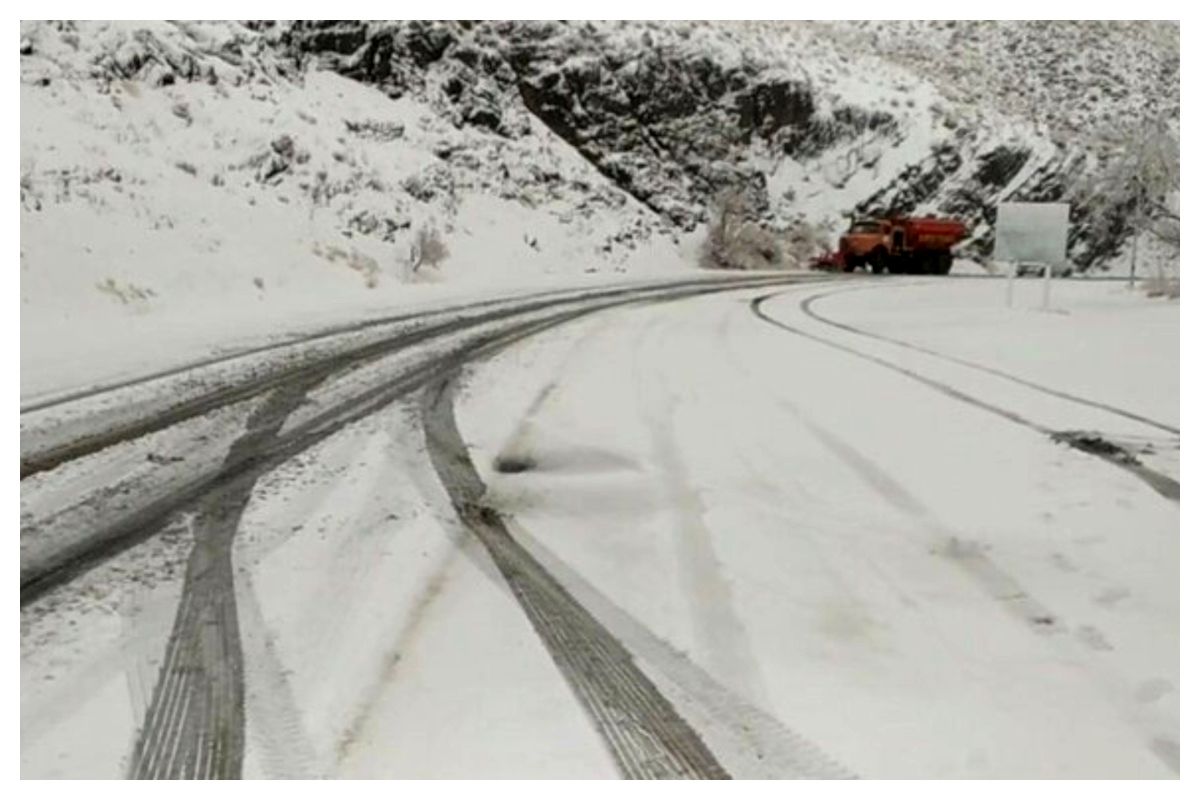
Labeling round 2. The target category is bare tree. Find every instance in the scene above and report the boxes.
[1087,114,1179,286]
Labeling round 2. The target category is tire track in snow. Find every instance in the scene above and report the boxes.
[726,295,1179,775]
[422,371,730,780]
[234,569,321,779]
[131,283,789,779]
[404,397,853,780]
[800,283,1179,435]
[331,509,469,772]
[797,416,1064,634]
[20,299,505,478]
[490,311,620,474]
[799,415,1179,775]
[21,276,809,479]
[714,300,958,616]
[21,568,185,760]
[749,291,1180,502]
[22,276,815,605]
[508,522,856,779]
[129,377,320,779]
[19,286,596,415]
[25,276,821,779]
[632,310,769,706]
[433,293,854,777]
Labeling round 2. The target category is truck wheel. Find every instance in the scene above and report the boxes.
[868,248,888,275]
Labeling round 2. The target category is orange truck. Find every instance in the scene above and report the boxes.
[837,216,967,275]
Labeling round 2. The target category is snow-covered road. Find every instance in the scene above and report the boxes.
[20,275,1179,778]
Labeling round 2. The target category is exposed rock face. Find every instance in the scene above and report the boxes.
[280,20,904,233]
[509,41,898,228]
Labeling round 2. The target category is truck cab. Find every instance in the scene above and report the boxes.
[839,219,892,271]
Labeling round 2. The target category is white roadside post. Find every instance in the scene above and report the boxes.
[1006,260,1015,308]
[1042,258,1052,310]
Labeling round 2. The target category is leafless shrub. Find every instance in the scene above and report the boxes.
[701,188,821,271]
[312,243,382,288]
[343,119,405,141]
[349,252,381,288]
[701,188,780,271]
[1142,273,1179,299]
[96,277,156,304]
[20,161,38,210]
[779,217,829,267]
[410,225,448,273]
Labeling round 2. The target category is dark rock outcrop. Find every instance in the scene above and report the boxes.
[280,20,898,231]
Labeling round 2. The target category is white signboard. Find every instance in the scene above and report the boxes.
[994,202,1070,266]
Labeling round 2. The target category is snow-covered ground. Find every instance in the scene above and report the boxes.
[19,21,688,401]
[21,277,1178,778]
[20,270,689,404]
[814,278,1179,429]
[452,279,1178,777]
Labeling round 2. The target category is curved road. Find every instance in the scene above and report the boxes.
[20,275,1178,778]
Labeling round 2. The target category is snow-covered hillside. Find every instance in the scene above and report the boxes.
[819,21,1179,144]
[20,20,1179,382]
[19,21,681,369]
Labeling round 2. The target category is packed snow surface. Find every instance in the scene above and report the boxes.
[21,278,1178,778]
[453,279,1178,777]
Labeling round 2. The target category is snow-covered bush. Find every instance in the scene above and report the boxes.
[779,217,829,267]
[701,189,826,271]
[1143,272,1179,300]
[700,188,783,271]
[409,225,449,273]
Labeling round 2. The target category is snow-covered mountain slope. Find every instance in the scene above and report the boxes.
[20,20,1178,375]
[278,20,1179,265]
[19,21,678,359]
[819,20,1179,144]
